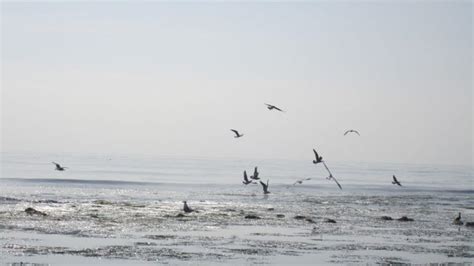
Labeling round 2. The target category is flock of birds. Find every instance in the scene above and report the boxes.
[231,103,397,194]
[49,103,470,226]
[50,103,403,201]
[51,102,371,195]
[241,167,270,194]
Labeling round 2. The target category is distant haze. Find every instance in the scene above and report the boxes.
[1,2,472,166]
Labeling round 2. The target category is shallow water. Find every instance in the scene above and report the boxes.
[1,152,473,265]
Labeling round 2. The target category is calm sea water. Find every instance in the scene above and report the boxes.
[1,152,473,265]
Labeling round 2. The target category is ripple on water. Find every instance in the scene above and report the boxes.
[1,182,473,265]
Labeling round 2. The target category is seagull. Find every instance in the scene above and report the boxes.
[453,212,463,225]
[455,212,461,222]
[230,129,244,138]
[242,170,253,185]
[392,175,402,186]
[312,149,323,164]
[344,129,360,136]
[292,177,312,186]
[322,161,342,190]
[326,175,342,190]
[250,166,260,180]
[52,162,67,171]
[260,179,270,194]
[183,201,194,213]
[265,103,284,112]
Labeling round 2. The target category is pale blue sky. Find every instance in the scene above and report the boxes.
[1,1,472,165]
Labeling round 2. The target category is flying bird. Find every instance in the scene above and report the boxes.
[312,149,323,164]
[344,129,360,136]
[265,103,284,112]
[292,177,312,186]
[183,201,194,213]
[242,170,253,185]
[392,175,402,186]
[230,129,244,138]
[322,161,342,190]
[250,166,260,180]
[52,162,67,171]
[260,180,270,194]
[327,175,342,190]
[321,161,333,177]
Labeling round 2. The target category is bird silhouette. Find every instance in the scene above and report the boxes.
[265,103,284,112]
[230,129,244,138]
[344,129,360,136]
[326,174,342,190]
[392,175,402,186]
[250,167,260,180]
[242,170,252,185]
[260,179,270,194]
[183,201,194,213]
[292,177,312,186]
[52,162,67,171]
[312,149,323,164]
[454,212,463,225]
[322,161,342,190]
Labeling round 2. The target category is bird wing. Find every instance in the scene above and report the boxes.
[323,161,340,189]
[313,149,319,160]
[52,162,60,167]
[354,130,360,136]
[393,175,397,182]
[332,176,342,190]
[254,167,258,176]
[244,171,249,181]
[264,103,273,108]
[344,130,350,136]
[273,106,284,112]
[230,129,239,136]
[259,181,267,191]
[322,161,334,177]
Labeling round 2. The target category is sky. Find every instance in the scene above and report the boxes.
[1,1,472,166]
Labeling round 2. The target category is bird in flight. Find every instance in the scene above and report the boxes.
[312,149,323,164]
[292,177,312,186]
[311,151,342,190]
[260,179,270,194]
[321,161,342,190]
[327,174,342,190]
[392,175,402,186]
[52,162,67,171]
[265,103,284,112]
[242,170,253,185]
[344,129,360,136]
[250,166,260,180]
[230,129,244,138]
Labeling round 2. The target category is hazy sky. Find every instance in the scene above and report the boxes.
[1,1,472,166]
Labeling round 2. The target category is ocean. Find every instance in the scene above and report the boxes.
[1,152,473,265]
